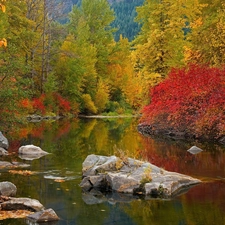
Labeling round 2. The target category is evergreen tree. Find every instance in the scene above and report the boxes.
[110,0,144,41]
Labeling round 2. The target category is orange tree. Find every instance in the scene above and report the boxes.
[141,64,225,140]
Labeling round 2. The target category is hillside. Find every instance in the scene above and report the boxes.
[62,0,144,41]
[110,0,144,41]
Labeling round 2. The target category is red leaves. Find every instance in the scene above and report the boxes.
[20,93,71,116]
[32,94,46,114]
[54,93,71,113]
[141,64,225,139]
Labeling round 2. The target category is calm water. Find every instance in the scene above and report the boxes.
[1,117,225,225]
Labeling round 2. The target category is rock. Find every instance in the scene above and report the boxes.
[218,136,225,145]
[26,114,42,122]
[187,146,203,154]
[26,208,60,222]
[80,154,201,198]
[0,161,30,169]
[0,182,17,197]
[18,145,49,160]
[0,131,9,150]
[1,197,45,212]
[0,161,13,168]
[0,147,8,156]
[82,190,139,205]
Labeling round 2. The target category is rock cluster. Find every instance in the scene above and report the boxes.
[0,132,59,222]
[80,154,201,199]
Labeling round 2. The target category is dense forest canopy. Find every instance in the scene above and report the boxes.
[110,0,144,41]
[59,0,145,41]
[0,0,225,140]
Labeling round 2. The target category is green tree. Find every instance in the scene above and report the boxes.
[66,0,115,114]
[0,1,31,127]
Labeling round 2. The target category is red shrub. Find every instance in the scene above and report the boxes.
[55,93,71,114]
[32,94,46,114]
[141,64,225,139]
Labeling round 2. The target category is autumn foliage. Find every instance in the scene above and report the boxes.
[20,93,72,116]
[141,64,225,140]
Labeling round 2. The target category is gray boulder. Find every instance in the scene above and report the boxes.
[18,145,49,160]
[26,208,60,222]
[0,181,17,197]
[80,154,201,198]
[1,197,44,211]
[0,147,8,156]
[0,132,9,150]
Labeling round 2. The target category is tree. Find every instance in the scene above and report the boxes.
[110,0,144,41]
[0,0,7,47]
[66,0,116,114]
[0,1,32,127]
[186,1,225,66]
[133,0,204,80]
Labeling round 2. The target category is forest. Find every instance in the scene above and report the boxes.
[0,0,225,140]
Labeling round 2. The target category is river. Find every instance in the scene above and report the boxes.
[1,117,225,225]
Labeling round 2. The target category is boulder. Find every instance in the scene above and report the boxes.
[218,136,225,145]
[0,131,9,150]
[26,208,60,222]
[0,182,17,197]
[0,147,8,156]
[18,145,49,160]
[1,197,45,212]
[80,154,201,198]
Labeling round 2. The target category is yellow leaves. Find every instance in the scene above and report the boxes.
[0,38,7,48]
[54,179,65,183]
[9,170,34,176]
[183,45,201,64]
[0,210,33,220]
[0,4,5,13]
[94,79,109,113]
[0,0,6,13]
[190,17,203,29]
[82,94,97,114]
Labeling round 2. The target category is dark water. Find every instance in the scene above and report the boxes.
[1,118,225,225]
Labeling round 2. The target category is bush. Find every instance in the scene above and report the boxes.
[141,64,225,139]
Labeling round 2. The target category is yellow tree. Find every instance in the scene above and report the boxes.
[107,35,148,112]
[186,1,225,66]
[133,0,205,81]
[0,0,6,47]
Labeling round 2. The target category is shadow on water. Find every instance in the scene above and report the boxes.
[1,117,225,225]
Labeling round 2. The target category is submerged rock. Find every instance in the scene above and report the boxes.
[18,145,49,160]
[80,154,201,198]
[26,208,60,222]
[0,147,8,156]
[0,161,30,169]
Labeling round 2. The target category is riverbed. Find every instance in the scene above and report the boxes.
[1,117,225,225]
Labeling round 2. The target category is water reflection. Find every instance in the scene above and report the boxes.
[1,118,225,225]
